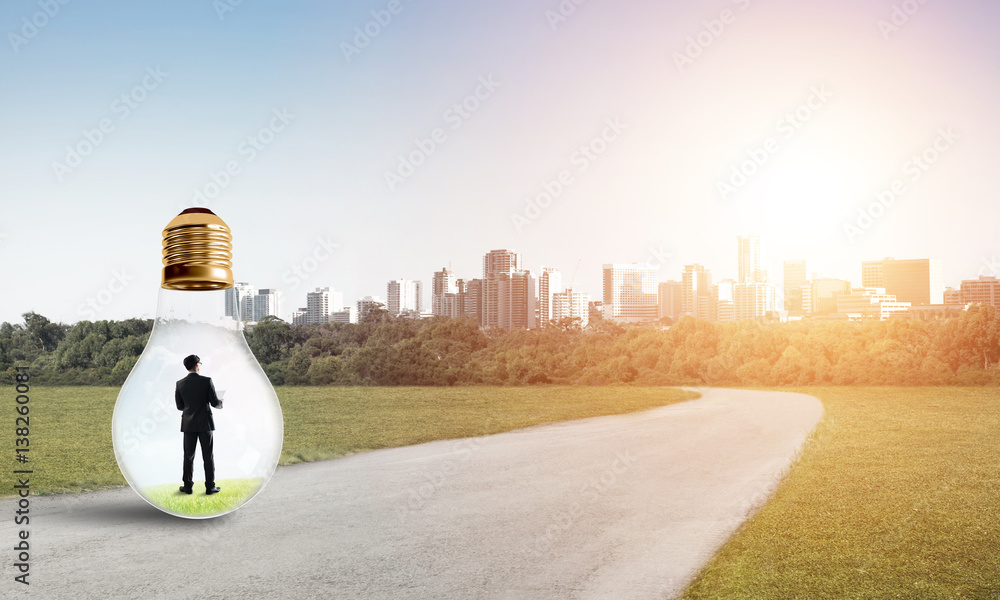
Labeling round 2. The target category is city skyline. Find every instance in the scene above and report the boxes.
[62,235,985,328]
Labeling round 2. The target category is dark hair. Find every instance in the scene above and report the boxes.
[183,355,200,371]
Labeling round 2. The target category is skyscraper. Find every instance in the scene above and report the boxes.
[681,264,712,319]
[882,258,944,306]
[483,249,522,328]
[734,282,775,321]
[461,278,484,324]
[552,288,590,328]
[783,260,808,314]
[387,279,423,316]
[538,267,562,326]
[225,281,256,322]
[737,234,764,284]
[496,270,537,329]
[253,289,283,322]
[305,287,343,325]
[811,278,852,314]
[735,235,775,320]
[602,263,658,323]
[432,267,458,317]
[714,279,735,322]
[658,280,683,322]
[861,259,890,289]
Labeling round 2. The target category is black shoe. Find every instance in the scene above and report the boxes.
[206,487,221,495]
[179,486,193,494]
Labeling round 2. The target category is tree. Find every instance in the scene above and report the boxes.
[246,316,292,364]
[23,312,66,352]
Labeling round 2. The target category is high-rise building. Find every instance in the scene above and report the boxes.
[882,258,944,306]
[552,288,590,328]
[811,278,852,315]
[799,284,814,315]
[861,258,891,289]
[291,308,307,326]
[737,234,765,284]
[462,278,484,324]
[539,267,562,326]
[714,279,735,322]
[944,287,962,305]
[783,260,808,314]
[253,289,283,322]
[496,270,537,329]
[681,264,712,320]
[305,287,338,325]
[658,280,683,322]
[387,279,423,316]
[735,235,775,320]
[603,263,659,323]
[225,282,256,322]
[432,268,458,317]
[961,276,1000,307]
[483,249,522,328]
[734,283,775,321]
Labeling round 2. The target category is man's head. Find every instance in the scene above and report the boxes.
[183,355,201,373]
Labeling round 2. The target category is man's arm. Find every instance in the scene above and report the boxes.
[208,378,223,409]
[175,383,184,411]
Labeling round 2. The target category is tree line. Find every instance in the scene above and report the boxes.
[4,304,1000,386]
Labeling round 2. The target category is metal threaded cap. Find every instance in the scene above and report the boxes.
[161,208,234,290]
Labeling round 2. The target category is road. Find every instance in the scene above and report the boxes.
[0,388,822,599]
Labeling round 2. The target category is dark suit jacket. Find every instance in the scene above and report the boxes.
[175,372,223,432]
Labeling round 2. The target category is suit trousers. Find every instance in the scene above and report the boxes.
[182,430,215,489]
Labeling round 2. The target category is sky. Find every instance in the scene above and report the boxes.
[2,0,999,324]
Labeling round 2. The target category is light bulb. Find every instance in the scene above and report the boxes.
[112,208,283,519]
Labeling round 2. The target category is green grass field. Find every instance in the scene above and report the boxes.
[141,477,264,517]
[0,385,697,495]
[681,387,1000,600]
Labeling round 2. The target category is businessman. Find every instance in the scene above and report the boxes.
[175,354,224,495]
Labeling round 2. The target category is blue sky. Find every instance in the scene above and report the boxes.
[2,0,1000,324]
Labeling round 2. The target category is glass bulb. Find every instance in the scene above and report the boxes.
[112,209,283,519]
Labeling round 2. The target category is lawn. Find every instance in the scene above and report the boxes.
[681,387,1000,600]
[0,385,698,496]
[141,477,264,517]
